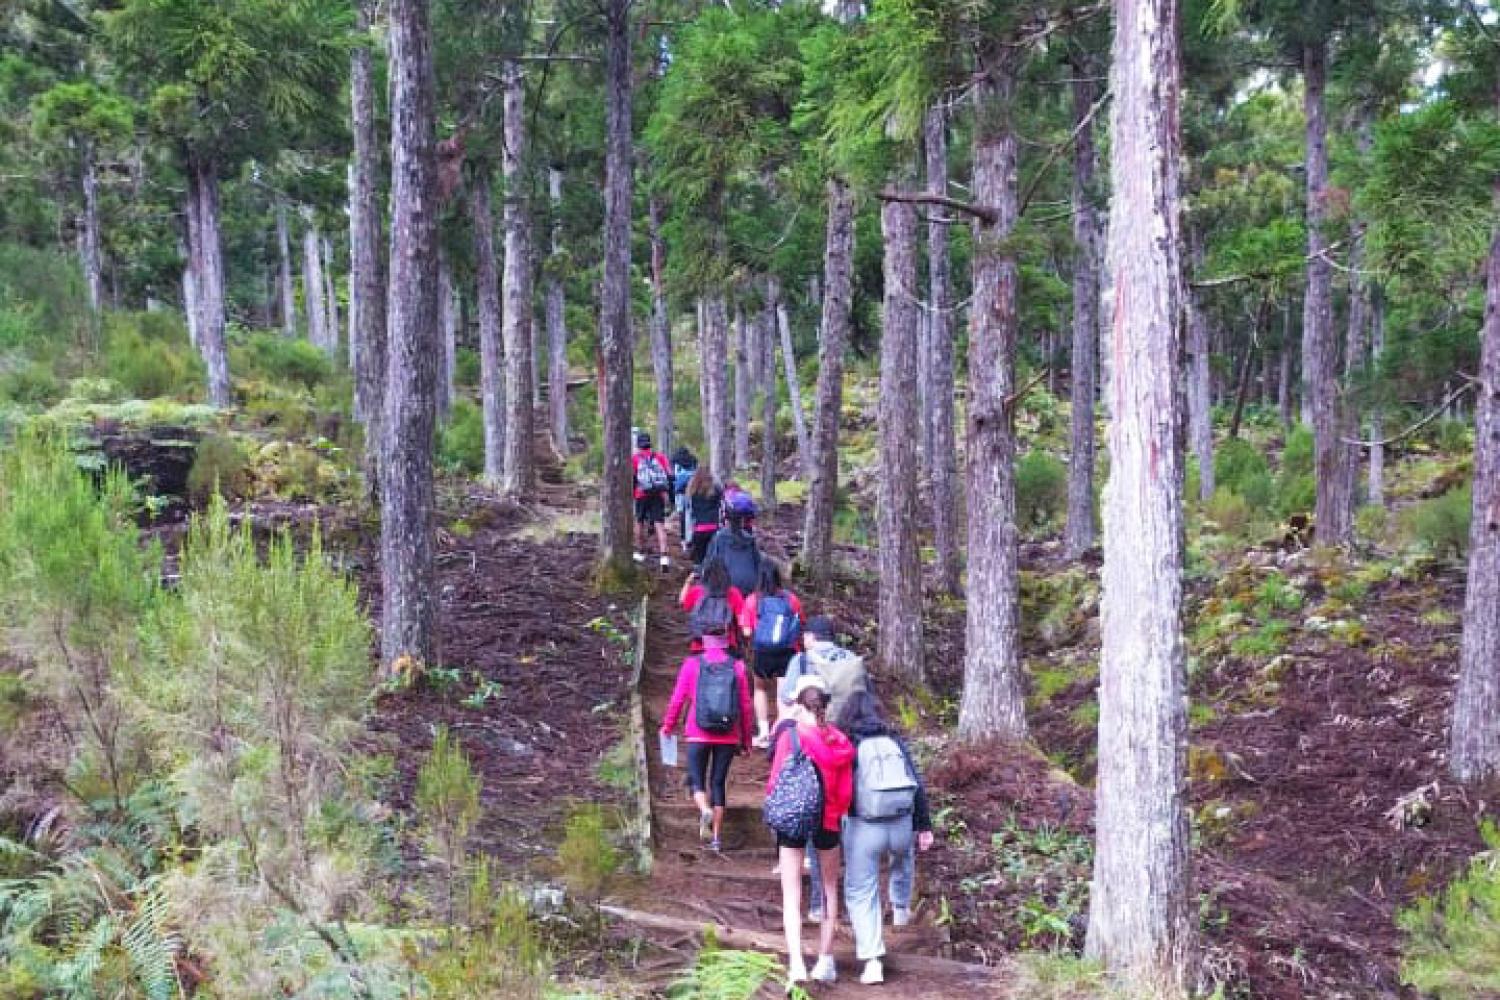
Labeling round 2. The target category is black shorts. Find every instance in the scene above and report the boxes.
[752,648,795,681]
[635,493,667,524]
[777,827,841,851]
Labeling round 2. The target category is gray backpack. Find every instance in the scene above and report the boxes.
[854,735,917,820]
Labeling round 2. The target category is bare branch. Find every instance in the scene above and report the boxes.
[878,188,997,224]
[1342,378,1478,449]
[1019,86,1111,217]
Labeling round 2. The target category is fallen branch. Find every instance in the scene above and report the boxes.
[878,188,996,225]
[1341,379,1477,449]
[1018,85,1111,217]
[1005,367,1050,413]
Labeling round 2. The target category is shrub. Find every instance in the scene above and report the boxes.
[233,332,332,390]
[438,398,485,475]
[1355,504,1391,548]
[454,346,481,388]
[417,726,481,923]
[1204,489,1252,536]
[186,434,252,502]
[557,803,620,904]
[1433,418,1472,454]
[0,243,91,349]
[101,312,201,399]
[414,862,549,1000]
[1275,426,1316,516]
[1016,451,1067,533]
[1404,484,1472,559]
[0,360,61,405]
[1281,425,1314,477]
[1214,437,1271,501]
[1399,821,1500,998]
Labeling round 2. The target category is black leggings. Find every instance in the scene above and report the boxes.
[689,528,718,567]
[686,742,736,808]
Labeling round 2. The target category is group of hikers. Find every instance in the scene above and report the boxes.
[648,435,934,988]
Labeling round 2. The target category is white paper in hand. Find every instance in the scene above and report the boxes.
[659,732,679,767]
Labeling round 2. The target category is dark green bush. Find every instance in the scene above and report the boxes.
[0,243,91,349]
[1016,451,1067,532]
[187,434,252,502]
[1281,426,1314,477]
[234,332,332,390]
[1204,489,1253,536]
[0,361,61,405]
[102,312,201,399]
[455,346,481,388]
[1275,473,1316,517]
[438,398,484,475]
[1214,438,1271,505]
[1403,484,1472,558]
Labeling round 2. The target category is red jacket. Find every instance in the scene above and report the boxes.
[767,719,855,833]
[632,450,671,500]
[660,648,755,748]
[681,584,746,654]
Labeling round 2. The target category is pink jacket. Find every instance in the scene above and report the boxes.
[767,719,855,833]
[660,649,755,748]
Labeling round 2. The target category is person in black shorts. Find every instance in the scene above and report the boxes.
[631,432,673,571]
[742,560,805,747]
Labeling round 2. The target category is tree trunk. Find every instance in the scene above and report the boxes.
[771,278,811,479]
[1449,82,1500,783]
[379,0,442,671]
[549,167,570,457]
[1278,316,1294,431]
[80,143,104,314]
[501,59,535,496]
[734,305,751,472]
[696,297,710,450]
[1084,0,1193,988]
[1064,73,1102,558]
[323,234,340,355]
[925,101,961,594]
[704,294,732,478]
[956,58,1025,740]
[471,170,507,487]
[598,0,635,578]
[180,236,200,350]
[1187,240,1214,502]
[436,252,456,420]
[1342,115,1374,513]
[878,194,926,683]
[303,215,330,352]
[1368,286,1385,507]
[276,197,297,336]
[188,155,232,407]
[801,178,855,582]
[351,0,388,492]
[1302,40,1352,545]
[761,295,778,512]
[648,196,674,459]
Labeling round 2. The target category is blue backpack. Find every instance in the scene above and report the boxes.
[763,727,824,842]
[752,593,801,655]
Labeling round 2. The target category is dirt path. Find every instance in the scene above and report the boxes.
[630,581,1009,998]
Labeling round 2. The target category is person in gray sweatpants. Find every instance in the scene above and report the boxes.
[836,691,934,985]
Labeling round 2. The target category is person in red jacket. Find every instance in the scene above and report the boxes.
[766,674,855,986]
[740,560,806,747]
[680,556,746,655]
[659,626,754,853]
[631,432,673,572]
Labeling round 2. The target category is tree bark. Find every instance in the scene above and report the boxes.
[734,305,751,472]
[548,166,570,457]
[1449,82,1500,783]
[188,155,232,407]
[500,59,535,496]
[303,214,330,353]
[351,0,388,491]
[648,196,674,459]
[436,252,456,420]
[957,58,1027,741]
[771,278,811,479]
[878,194,926,683]
[323,234,340,355]
[1065,73,1102,557]
[1302,40,1352,545]
[696,297,710,450]
[760,295,778,512]
[276,197,298,336]
[1342,115,1374,512]
[704,294,732,479]
[471,170,507,487]
[1084,0,1193,988]
[1187,239,1214,502]
[1368,286,1385,507]
[379,0,442,671]
[180,236,200,350]
[1278,312,1294,430]
[801,178,855,582]
[925,102,961,593]
[598,0,635,578]
[80,143,104,314]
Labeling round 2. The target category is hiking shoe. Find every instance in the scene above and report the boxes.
[698,809,714,842]
[806,906,824,924]
[810,955,837,984]
[752,732,770,750]
[708,837,722,853]
[860,959,884,985]
[786,959,808,986]
[632,551,646,564]
[891,906,911,927]
[660,555,671,573]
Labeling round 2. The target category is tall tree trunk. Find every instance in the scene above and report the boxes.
[548,167,570,457]
[1449,81,1500,783]
[276,197,298,336]
[379,0,441,671]
[925,102,961,593]
[878,193,925,683]
[1343,114,1374,512]
[180,236,200,350]
[648,196,674,459]
[598,0,635,578]
[696,297,710,452]
[436,253,456,420]
[734,305,751,471]
[801,178,855,581]
[771,278,811,478]
[1368,286,1385,507]
[761,296,778,512]
[1278,315,1294,430]
[303,215,330,352]
[80,143,103,314]
[501,59,535,496]
[1303,40,1352,545]
[704,295,732,478]
[1187,239,1214,501]
[471,171,507,487]
[188,155,232,407]
[323,234,340,355]
[351,0,388,491]
[1064,73,1102,557]
[1084,0,1193,988]
[957,57,1026,740]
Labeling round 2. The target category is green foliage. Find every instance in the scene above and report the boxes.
[186,433,252,502]
[417,727,482,866]
[557,804,619,904]
[1400,822,1500,998]
[1214,438,1273,510]
[438,397,485,475]
[101,311,202,399]
[454,346,481,388]
[1274,426,1315,516]
[0,361,62,406]
[232,332,332,390]
[669,946,807,1000]
[1402,484,1472,559]
[0,244,91,351]
[1204,489,1253,537]
[1015,451,1067,535]
[412,866,550,1000]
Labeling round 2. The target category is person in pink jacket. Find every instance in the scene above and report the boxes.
[659,626,754,853]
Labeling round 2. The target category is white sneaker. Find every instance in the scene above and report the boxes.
[660,555,671,572]
[786,958,808,985]
[806,906,824,924]
[891,906,911,927]
[698,809,714,842]
[860,959,884,985]
[810,954,837,984]
[632,551,645,564]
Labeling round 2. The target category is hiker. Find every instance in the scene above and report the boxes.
[836,690,934,986]
[703,495,762,595]
[680,556,745,655]
[682,466,724,569]
[632,432,673,571]
[659,619,754,853]
[740,560,806,748]
[671,447,698,544]
[721,481,756,534]
[765,674,855,985]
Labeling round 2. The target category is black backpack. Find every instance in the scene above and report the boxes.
[694,654,739,734]
[689,592,734,640]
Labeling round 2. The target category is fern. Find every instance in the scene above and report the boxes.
[668,948,810,1000]
[122,884,181,1000]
